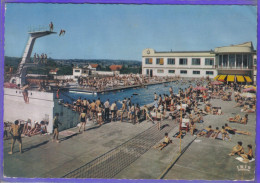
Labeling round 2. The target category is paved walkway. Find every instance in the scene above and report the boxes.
[3,120,154,178]
[3,90,256,180]
[115,91,256,180]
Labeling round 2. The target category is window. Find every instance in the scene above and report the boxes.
[145,58,153,64]
[168,70,175,74]
[223,54,228,67]
[179,58,188,65]
[157,69,164,73]
[146,69,149,75]
[206,71,214,75]
[219,55,223,66]
[156,58,164,65]
[74,70,80,72]
[229,54,235,67]
[167,58,175,65]
[180,70,187,74]
[254,58,257,65]
[243,54,248,68]
[205,58,214,66]
[192,58,201,65]
[193,71,200,75]
[236,54,242,67]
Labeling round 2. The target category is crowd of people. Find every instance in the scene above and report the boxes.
[5,78,255,162]
[5,119,48,154]
[76,75,175,91]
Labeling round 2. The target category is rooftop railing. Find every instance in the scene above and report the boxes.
[28,25,51,32]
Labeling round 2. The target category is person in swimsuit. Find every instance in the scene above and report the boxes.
[197,125,213,137]
[229,141,244,156]
[210,127,221,139]
[8,120,23,154]
[221,126,231,141]
[96,98,101,107]
[79,109,87,132]
[120,101,127,122]
[90,100,97,121]
[40,121,47,134]
[82,98,88,113]
[169,87,173,95]
[49,21,53,31]
[240,144,253,162]
[22,84,30,103]
[76,97,82,112]
[224,123,250,135]
[110,101,117,122]
[190,121,196,135]
[153,133,172,150]
[228,114,241,123]
[156,110,163,130]
[154,92,158,101]
[97,105,103,126]
[143,105,154,123]
[240,114,248,125]
[52,113,62,143]
[129,104,136,123]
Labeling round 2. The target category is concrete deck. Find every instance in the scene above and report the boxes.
[3,90,256,180]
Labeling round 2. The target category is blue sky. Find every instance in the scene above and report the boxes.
[4,4,257,60]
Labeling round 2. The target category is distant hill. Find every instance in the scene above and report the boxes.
[4,56,141,67]
[4,56,142,77]
[54,58,142,67]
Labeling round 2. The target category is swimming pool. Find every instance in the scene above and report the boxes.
[59,80,202,107]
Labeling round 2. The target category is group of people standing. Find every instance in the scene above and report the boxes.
[33,53,48,64]
[73,97,143,133]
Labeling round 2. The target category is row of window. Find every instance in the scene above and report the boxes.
[145,58,214,66]
[156,69,214,75]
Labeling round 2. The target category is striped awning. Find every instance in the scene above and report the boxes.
[244,76,252,83]
[213,75,220,80]
[218,75,227,81]
[227,75,235,82]
[236,75,245,82]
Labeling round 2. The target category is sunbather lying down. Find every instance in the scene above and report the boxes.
[197,125,213,137]
[224,123,250,135]
[228,114,248,124]
[210,127,220,139]
[228,114,241,123]
[153,133,172,150]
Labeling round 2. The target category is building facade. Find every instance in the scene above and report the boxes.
[142,42,256,82]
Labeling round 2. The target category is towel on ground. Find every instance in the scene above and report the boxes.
[236,157,255,163]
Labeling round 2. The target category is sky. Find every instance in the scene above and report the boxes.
[4,4,257,61]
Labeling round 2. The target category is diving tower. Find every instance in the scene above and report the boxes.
[10,30,56,86]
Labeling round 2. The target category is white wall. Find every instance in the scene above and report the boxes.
[92,71,114,76]
[142,56,216,78]
[73,68,82,77]
[4,88,54,133]
[54,75,75,80]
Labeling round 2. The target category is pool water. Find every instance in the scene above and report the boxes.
[59,81,201,107]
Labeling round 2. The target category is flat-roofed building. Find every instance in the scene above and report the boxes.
[214,42,256,83]
[142,41,256,83]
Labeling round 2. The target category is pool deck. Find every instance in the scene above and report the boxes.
[3,90,256,181]
[61,78,181,94]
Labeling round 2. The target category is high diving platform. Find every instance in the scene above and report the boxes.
[10,30,56,86]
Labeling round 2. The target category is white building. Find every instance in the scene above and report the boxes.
[73,66,90,78]
[142,42,256,83]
